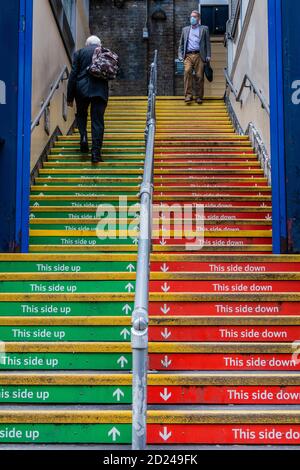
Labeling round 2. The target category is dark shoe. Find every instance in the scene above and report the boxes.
[196,98,203,105]
[91,153,103,164]
[184,97,193,104]
[80,135,89,153]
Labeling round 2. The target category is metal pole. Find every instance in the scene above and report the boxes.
[131,52,157,451]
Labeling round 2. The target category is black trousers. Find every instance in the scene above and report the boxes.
[75,96,107,154]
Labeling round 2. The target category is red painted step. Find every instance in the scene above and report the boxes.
[153,238,272,245]
[149,354,300,371]
[151,262,300,272]
[150,280,300,293]
[148,424,300,445]
[147,386,300,405]
[149,302,299,316]
[148,326,300,342]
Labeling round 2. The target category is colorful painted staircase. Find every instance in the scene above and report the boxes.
[0,97,300,448]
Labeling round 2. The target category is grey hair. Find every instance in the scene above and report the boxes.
[191,10,200,17]
[86,35,101,47]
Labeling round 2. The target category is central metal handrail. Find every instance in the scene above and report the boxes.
[131,50,157,451]
[224,68,270,115]
[31,65,69,133]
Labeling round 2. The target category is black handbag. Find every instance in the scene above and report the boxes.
[204,62,213,82]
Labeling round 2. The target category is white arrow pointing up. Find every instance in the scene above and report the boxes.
[160,388,172,401]
[122,304,132,315]
[120,328,131,340]
[159,426,172,441]
[160,304,170,314]
[117,356,128,368]
[126,264,135,272]
[161,328,171,340]
[108,427,121,442]
[125,283,134,293]
[161,282,170,292]
[161,355,172,368]
[160,263,169,273]
[113,388,125,402]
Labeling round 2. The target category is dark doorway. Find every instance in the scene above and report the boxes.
[201,5,229,35]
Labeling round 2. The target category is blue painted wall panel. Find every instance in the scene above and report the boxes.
[0,1,20,251]
[0,1,32,252]
[281,0,300,252]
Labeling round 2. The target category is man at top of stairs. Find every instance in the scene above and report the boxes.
[178,10,211,105]
[67,35,109,164]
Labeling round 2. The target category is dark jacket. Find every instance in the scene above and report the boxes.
[178,25,211,62]
[67,45,109,103]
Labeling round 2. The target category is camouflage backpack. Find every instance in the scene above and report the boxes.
[87,46,119,81]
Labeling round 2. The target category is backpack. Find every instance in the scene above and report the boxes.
[87,47,119,81]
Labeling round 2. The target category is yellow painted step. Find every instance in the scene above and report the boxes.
[0,293,299,303]
[0,342,295,354]
[0,316,298,326]
[0,407,297,426]
[4,271,298,282]
[29,229,272,238]
[1,373,299,386]
[1,410,300,424]
[1,254,299,262]
[29,244,272,253]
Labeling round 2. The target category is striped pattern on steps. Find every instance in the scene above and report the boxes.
[0,97,300,448]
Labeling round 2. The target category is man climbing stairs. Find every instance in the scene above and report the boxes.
[0,97,300,448]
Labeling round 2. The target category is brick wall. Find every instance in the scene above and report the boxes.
[89,0,201,95]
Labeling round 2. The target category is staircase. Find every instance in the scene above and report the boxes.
[0,97,300,449]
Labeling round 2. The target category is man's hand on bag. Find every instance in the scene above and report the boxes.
[67,101,74,108]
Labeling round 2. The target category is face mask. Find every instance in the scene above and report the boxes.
[190,16,198,26]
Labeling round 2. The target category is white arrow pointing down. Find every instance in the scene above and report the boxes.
[159,426,172,442]
[160,388,172,402]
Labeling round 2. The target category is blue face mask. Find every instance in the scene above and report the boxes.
[190,16,198,26]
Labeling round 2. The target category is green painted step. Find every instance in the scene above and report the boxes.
[31,224,138,231]
[0,385,132,404]
[30,200,139,207]
[0,280,136,294]
[0,261,136,273]
[47,157,144,162]
[29,237,138,246]
[0,353,132,370]
[30,210,140,219]
[0,301,134,316]
[31,190,139,196]
[34,182,139,187]
[43,164,144,170]
[29,225,139,232]
[0,424,131,444]
[0,326,131,342]
[39,173,142,179]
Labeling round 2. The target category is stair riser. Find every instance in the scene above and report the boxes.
[0,353,299,371]
[1,385,300,405]
[0,302,133,316]
[0,325,299,343]
[1,423,300,445]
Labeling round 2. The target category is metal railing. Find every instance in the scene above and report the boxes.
[247,122,271,185]
[224,68,270,115]
[225,92,271,184]
[31,65,69,133]
[131,50,157,451]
